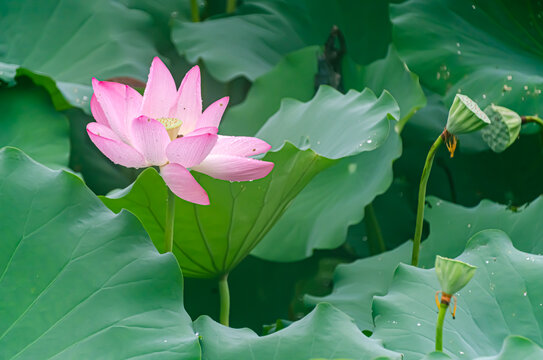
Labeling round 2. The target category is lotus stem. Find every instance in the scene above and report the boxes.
[365,203,386,254]
[190,0,200,22]
[164,188,176,253]
[411,132,444,266]
[521,115,543,127]
[226,0,237,13]
[435,302,449,352]
[219,273,230,326]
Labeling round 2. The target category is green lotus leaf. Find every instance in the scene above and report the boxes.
[0,147,199,359]
[195,303,402,360]
[102,86,398,277]
[435,256,476,295]
[481,104,522,153]
[220,46,319,137]
[391,0,543,115]
[372,230,543,359]
[253,124,401,261]
[172,0,392,82]
[422,336,543,359]
[306,196,543,330]
[0,0,158,111]
[0,79,69,168]
[221,45,427,262]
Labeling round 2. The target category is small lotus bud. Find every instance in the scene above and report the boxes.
[435,255,476,295]
[445,94,490,135]
[481,104,522,153]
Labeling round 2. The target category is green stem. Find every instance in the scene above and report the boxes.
[219,273,230,326]
[226,0,236,13]
[411,133,443,266]
[164,188,176,253]
[364,203,386,254]
[435,302,449,352]
[522,115,543,127]
[190,0,200,22]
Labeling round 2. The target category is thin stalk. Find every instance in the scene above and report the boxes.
[522,115,543,127]
[226,0,237,13]
[219,273,230,326]
[364,203,386,254]
[411,133,444,266]
[164,188,176,253]
[435,302,449,352]
[190,0,200,22]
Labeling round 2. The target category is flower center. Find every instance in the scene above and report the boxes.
[157,117,182,140]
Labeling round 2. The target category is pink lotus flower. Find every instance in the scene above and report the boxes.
[87,57,274,205]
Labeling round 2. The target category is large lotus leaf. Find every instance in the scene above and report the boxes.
[343,45,426,127]
[220,46,319,136]
[423,336,543,360]
[257,86,396,159]
[0,79,69,168]
[0,147,199,359]
[391,0,543,115]
[252,53,426,262]
[102,86,398,277]
[0,0,157,111]
[172,0,392,82]
[194,303,402,360]
[222,44,425,137]
[306,196,543,331]
[220,46,424,262]
[305,241,412,331]
[372,230,543,359]
[253,123,401,261]
[103,144,333,278]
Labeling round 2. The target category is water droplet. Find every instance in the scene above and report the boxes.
[416,322,421,327]
[195,332,199,336]
[535,89,541,95]
[460,351,465,355]
[367,139,373,144]
[457,88,462,93]
[485,260,489,264]
[467,223,471,228]
[163,339,168,343]
[503,84,512,92]
[482,94,487,99]
[507,75,513,80]
[457,50,462,55]
[362,236,368,242]
[436,72,441,80]
[82,95,88,101]
[348,163,357,174]
[472,4,476,9]
[524,85,529,90]
[456,42,461,47]
[523,291,528,296]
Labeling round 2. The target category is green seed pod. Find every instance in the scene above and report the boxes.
[435,256,476,295]
[481,104,522,153]
[445,94,490,135]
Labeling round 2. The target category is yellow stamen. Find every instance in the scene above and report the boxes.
[157,117,182,140]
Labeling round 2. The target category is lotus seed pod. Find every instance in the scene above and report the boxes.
[445,94,490,135]
[435,256,476,295]
[481,104,522,153]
